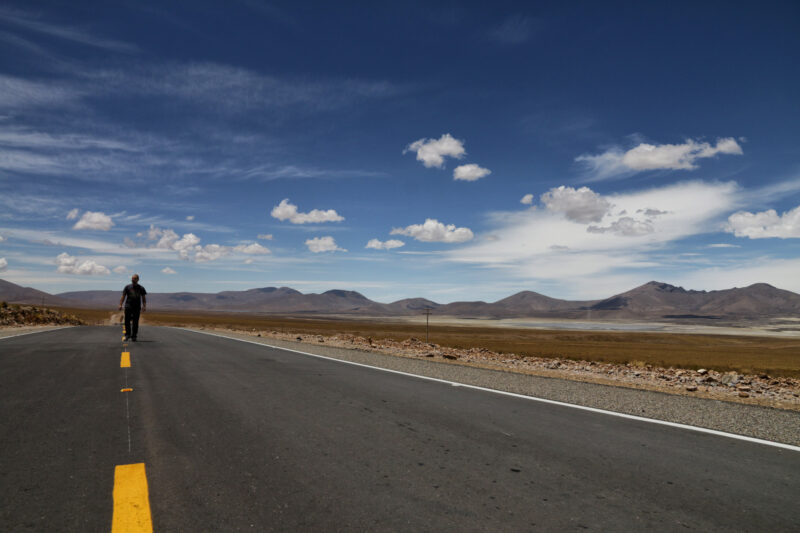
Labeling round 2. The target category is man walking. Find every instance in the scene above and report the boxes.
[119,273,147,341]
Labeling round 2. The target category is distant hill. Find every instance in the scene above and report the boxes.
[57,286,391,314]
[2,278,799,321]
[383,298,440,314]
[492,291,599,315]
[0,279,73,307]
[589,281,800,319]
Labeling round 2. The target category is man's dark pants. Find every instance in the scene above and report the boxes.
[124,306,141,339]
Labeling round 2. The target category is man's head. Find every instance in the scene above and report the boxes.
[131,274,140,285]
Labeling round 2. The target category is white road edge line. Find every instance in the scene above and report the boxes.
[178,327,800,453]
[0,326,74,341]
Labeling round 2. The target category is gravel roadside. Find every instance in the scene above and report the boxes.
[0,325,74,340]
[187,327,800,448]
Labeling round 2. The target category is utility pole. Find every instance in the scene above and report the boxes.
[423,307,433,344]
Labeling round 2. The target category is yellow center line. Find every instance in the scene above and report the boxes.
[112,463,153,533]
[121,352,131,368]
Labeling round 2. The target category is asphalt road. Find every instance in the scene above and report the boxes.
[1,326,799,532]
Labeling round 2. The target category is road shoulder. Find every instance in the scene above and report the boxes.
[0,325,73,340]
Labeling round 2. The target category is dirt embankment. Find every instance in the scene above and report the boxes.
[0,303,85,327]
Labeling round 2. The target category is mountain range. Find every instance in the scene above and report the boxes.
[2,278,799,321]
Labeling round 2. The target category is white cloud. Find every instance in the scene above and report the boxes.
[448,181,739,284]
[146,227,201,259]
[233,242,271,254]
[172,234,202,259]
[270,199,344,224]
[113,265,127,274]
[577,137,743,180]
[623,138,742,170]
[453,164,491,182]
[540,186,611,223]
[725,206,800,239]
[391,219,474,243]
[708,243,740,249]
[66,208,80,220]
[587,216,654,236]
[55,252,110,275]
[257,233,273,240]
[186,215,195,221]
[306,236,346,253]
[194,244,229,262]
[404,133,465,168]
[142,225,230,262]
[161,267,177,274]
[0,257,7,272]
[366,239,405,250]
[520,194,534,205]
[73,211,114,231]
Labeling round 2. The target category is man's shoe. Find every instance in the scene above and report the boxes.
[124,336,130,341]
[131,337,137,342]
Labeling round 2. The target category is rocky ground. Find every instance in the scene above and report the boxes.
[0,303,85,327]
[211,327,800,411]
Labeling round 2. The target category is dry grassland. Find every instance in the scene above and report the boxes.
[57,307,800,379]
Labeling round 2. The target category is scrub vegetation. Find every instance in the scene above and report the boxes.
[54,307,800,379]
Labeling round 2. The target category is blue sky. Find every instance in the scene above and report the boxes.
[0,1,799,302]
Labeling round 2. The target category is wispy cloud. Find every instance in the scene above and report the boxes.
[0,7,139,53]
[0,122,172,181]
[0,125,139,151]
[0,74,82,110]
[0,192,78,219]
[487,15,535,44]
[447,181,739,283]
[0,29,62,63]
[226,164,386,181]
[576,137,743,181]
[0,226,172,258]
[85,62,404,114]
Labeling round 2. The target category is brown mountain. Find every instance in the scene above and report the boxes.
[2,278,798,320]
[384,298,441,314]
[432,291,599,318]
[0,279,73,307]
[589,281,800,318]
[57,286,391,314]
[492,291,599,315]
